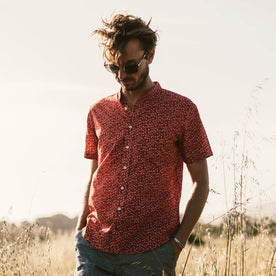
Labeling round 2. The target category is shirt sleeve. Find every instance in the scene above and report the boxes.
[84,110,98,160]
[181,103,213,164]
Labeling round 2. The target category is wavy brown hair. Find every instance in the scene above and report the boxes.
[93,14,158,62]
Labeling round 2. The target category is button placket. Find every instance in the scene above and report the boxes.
[116,105,134,218]
[121,110,134,178]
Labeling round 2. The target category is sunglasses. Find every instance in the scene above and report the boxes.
[104,51,149,74]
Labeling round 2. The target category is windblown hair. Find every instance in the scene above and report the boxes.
[93,14,158,62]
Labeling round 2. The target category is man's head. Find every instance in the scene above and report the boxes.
[93,14,158,91]
[93,14,158,63]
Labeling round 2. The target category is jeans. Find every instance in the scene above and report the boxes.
[74,231,176,276]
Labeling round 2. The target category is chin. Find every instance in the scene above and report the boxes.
[121,82,138,91]
[123,78,147,91]
[124,85,137,91]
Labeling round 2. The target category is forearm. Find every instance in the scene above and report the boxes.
[175,181,209,245]
[170,158,209,262]
[76,160,98,232]
[76,182,91,231]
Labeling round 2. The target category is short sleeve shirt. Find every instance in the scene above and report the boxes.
[83,82,212,254]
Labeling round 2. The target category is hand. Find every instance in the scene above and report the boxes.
[170,239,183,262]
[75,225,85,234]
[76,228,82,233]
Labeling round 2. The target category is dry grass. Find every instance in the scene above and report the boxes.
[0,222,51,275]
[1,220,275,276]
[0,222,75,276]
[176,227,275,275]
[46,231,76,275]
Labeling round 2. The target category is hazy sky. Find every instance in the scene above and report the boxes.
[1,0,275,223]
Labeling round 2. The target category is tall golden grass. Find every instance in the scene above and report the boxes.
[0,222,76,275]
[177,218,275,275]
[0,219,275,275]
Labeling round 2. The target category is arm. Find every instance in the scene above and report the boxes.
[171,158,209,260]
[76,159,98,232]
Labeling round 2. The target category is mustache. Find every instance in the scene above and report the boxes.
[116,76,135,82]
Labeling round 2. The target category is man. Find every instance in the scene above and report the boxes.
[75,14,212,276]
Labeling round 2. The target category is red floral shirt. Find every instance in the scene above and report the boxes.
[83,82,212,254]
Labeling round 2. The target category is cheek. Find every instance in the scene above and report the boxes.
[115,74,120,82]
[138,66,149,80]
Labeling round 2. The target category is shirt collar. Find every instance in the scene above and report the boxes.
[117,81,161,104]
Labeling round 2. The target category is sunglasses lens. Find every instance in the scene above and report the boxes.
[104,64,139,74]
[124,65,138,74]
[105,64,119,73]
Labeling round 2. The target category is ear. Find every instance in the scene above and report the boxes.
[147,49,155,65]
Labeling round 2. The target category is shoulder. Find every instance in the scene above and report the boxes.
[88,93,118,114]
[157,85,197,113]
[160,87,194,103]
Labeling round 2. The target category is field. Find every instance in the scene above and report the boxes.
[1,217,275,276]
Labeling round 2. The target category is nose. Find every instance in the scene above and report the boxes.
[117,67,127,80]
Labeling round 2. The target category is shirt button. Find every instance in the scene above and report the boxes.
[121,186,125,190]
[125,145,129,149]
[128,125,132,129]
[123,166,127,170]
[117,207,121,211]
[124,107,128,110]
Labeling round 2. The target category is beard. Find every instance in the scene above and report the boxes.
[116,65,149,92]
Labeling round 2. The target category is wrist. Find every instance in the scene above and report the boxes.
[173,237,185,250]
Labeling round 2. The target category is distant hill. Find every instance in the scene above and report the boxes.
[36,214,78,233]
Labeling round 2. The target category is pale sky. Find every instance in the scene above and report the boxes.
[0,0,275,223]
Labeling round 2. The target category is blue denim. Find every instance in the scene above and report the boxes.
[74,231,176,276]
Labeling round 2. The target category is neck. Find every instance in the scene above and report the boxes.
[121,77,154,107]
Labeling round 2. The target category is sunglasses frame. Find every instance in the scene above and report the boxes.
[104,51,149,74]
